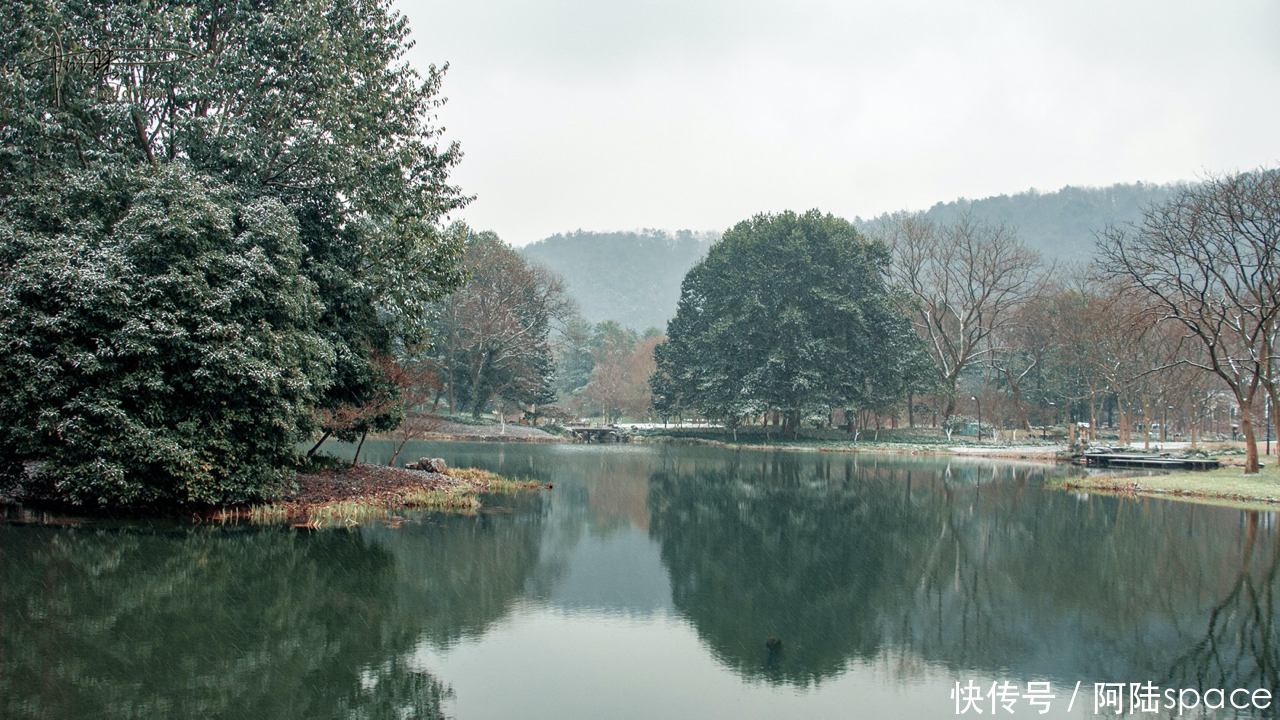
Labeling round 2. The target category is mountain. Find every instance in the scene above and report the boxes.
[519,229,717,333]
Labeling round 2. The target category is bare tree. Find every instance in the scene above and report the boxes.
[306,354,402,464]
[1098,169,1280,473]
[440,229,576,418]
[582,334,662,422]
[880,212,1043,418]
[990,287,1062,432]
[387,361,445,466]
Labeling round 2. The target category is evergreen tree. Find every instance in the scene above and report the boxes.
[653,210,919,435]
[0,0,467,504]
[0,167,329,504]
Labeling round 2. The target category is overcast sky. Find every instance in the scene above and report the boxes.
[399,0,1280,246]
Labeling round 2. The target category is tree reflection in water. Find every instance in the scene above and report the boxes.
[0,496,546,719]
[647,453,942,686]
[9,445,1280,715]
[647,452,1280,694]
[1163,511,1280,694]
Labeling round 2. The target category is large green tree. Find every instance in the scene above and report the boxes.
[0,0,467,504]
[652,210,920,435]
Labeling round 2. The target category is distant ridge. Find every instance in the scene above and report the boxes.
[859,181,1183,262]
[519,229,717,332]
[522,181,1185,331]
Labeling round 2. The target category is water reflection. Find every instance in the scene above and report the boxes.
[648,453,941,686]
[1158,512,1280,693]
[0,526,449,717]
[898,478,1280,693]
[368,508,546,646]
[1,496,547,718]
[327,441,1280,701]
[6,443,1280,718]
[644,449,1280,696]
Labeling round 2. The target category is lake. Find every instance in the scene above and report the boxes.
[3,442,1277,718]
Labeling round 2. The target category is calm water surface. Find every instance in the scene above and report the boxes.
[3,442,1278,718]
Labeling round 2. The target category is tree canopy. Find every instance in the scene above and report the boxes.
[0,0,467,504]
[652,210,921,434]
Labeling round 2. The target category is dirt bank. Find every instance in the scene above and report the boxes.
[212,462,547,527]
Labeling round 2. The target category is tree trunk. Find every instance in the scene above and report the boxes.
[1266,385,1280,458]
[469,351,489,419]
[1238,394,1260,474]
[1088,393,1098,442]
[446,318,457,415]
[1117,404,1129,447]
[1001,368,1028,431]
[353,429,368,468]
[306,430,332,458]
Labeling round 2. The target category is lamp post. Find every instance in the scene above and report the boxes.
[972,395,981,443]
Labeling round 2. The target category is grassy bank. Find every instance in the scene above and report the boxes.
[1055,463,1280,509]
[212,462,546,528]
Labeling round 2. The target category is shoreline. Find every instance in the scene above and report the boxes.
[212,462,547,528]
[1053,464,1280,511]
[2,461,548,528]
[635,433,1068,463]
[9,435,1271,522]
[636,434,1280,511]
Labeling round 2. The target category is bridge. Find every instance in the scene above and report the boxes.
[567,426,631,443]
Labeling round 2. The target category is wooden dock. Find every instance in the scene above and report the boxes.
[1074,451,1220,471]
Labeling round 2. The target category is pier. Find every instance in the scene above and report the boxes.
[1074,451,1220,471]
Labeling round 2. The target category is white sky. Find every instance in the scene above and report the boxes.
[399,0,1280,246]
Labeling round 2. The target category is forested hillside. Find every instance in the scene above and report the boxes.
[519,230,717,332]
[522,182,1182,332]
[863,182,1182,262]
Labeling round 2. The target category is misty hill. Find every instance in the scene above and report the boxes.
[523,182,1184,332]
[520,230,717,332]
[861,182,1183,262]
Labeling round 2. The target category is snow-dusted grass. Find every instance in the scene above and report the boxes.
[1055,463,1280,509]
